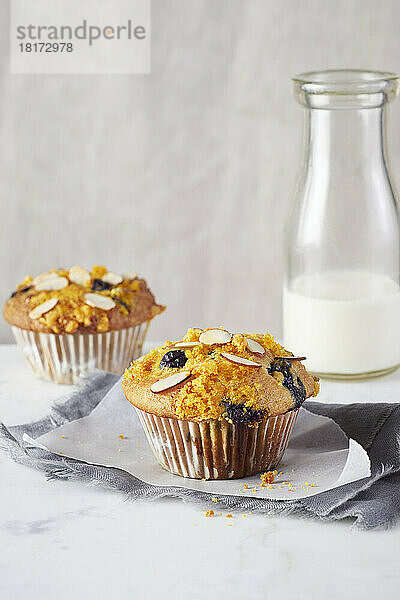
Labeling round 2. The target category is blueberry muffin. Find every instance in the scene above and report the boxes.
[4,265,165,384]
[122,327,319,479]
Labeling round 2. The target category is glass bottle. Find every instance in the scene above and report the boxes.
[283,70,400,379]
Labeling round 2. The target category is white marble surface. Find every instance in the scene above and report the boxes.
[1,344,400,600]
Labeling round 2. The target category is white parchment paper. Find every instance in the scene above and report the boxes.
[30,380,371,500]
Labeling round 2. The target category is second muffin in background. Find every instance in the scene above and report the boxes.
[123,327,319,480]
[4,265,165,384]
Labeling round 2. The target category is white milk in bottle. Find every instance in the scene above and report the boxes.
[283,271,400,376]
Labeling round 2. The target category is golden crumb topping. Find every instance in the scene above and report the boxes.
[8,265,145,334]
[123,327,318,421]
[312,376,320,397]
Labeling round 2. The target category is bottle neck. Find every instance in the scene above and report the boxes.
[303,106,388,178]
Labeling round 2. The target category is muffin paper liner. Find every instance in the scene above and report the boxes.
[135,407,299,480]
[11,323,149,384]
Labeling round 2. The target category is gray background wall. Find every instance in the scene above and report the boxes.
[1,0,400,343]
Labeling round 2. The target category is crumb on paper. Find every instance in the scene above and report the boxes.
[118,434,125,439]
[260,470,276,486]
[211,497,218,502]
[243,484,249,489]
[61,435,65,439]
[205,510,214,517]
[301,481,317,490]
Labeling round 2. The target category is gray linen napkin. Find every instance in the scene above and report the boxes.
[1,371,399,530]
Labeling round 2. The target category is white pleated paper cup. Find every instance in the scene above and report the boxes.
[11,322,149,385]
[135,407,299,480]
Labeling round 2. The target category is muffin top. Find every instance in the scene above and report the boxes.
[3,265,165,334]
[122,327,319,423]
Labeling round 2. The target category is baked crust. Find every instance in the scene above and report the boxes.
[4,266,165,334]
[122,328,319,422]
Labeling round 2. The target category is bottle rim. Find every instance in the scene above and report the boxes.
[293,69,399,92]
[292,69,400,109]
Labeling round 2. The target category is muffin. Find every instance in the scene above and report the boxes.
[122,327,319,480]
[4,265,165,384]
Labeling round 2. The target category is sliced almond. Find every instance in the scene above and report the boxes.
[33,271,56,286]
[35,276,69,291]
[276,356,306,362]
[199,329,232,345]
[245,337,266,356]
[102,272,123,286]
[220,353,261,368]
[150,371,192,393]
[122,271,138,280]
[84,293,116,310]
[169,342,202,349]
[69,266,91,287]
[29,298,58,320]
